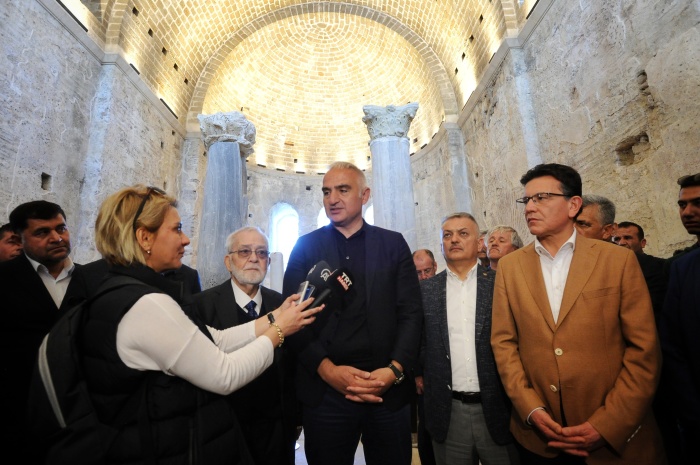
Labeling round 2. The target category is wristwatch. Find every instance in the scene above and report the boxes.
[387,362,405,385]
[267,312,275,324]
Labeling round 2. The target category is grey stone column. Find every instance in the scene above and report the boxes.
[197,111,256,289]
[362,103,419,250]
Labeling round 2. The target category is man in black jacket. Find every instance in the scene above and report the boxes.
[195,226,297,465]
[0,200,82,464]
[283,162,423,465]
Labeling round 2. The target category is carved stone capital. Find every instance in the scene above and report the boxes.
[197,111,256,155]
[362,103,419,140]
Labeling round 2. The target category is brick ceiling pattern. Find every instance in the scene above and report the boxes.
[75,0,533,173]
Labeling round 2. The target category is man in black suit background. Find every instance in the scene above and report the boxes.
[282,161,423,465]
[616,221,667,315]
[660,247,700,464]
[0,200,82,463]
[194,226,296,465]
[420,212,517,465]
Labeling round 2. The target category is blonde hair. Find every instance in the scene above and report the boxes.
[95,185,177,266]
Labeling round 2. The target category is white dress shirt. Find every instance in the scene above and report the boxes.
[231,280,262,311]
[445,263,480,392]
[26,254,75,308]
[534,229,577,323]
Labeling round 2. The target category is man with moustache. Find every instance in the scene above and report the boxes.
[0,200,82,463]
[194,226,296,465]
[575,195,617,242]
[485,225,523,271]
[491,163,664,464]
[421,213,517,465]
[283,161,423,465]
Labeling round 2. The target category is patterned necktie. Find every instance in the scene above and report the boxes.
[244,300,258,318]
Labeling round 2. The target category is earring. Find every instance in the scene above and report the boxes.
[146,250,151,255]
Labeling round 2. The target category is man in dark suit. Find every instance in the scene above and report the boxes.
[0,200,82,463]
[659,247,700,464]
[194,226,296,465]
[421,212,517,465]
[283,161,423,465]
[616,221,667,315]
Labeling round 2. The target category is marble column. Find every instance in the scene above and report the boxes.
[197,111,256,289]
[362,103,419,250]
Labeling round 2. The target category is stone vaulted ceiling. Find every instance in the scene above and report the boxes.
[77,0,522,174]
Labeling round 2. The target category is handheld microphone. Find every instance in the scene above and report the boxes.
[305,261,333,295]
[308,267,354,309]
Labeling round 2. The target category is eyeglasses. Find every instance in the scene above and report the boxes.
[515,192,569,206]
[229,249,271,260]
[678,173,700,186]
[133,186,167,233]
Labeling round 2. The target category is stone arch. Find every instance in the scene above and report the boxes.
[186,2,458,131]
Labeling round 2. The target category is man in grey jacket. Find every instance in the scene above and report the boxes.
[420,212,517,465]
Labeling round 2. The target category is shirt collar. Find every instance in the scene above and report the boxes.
[26,253,75,277]
[230,279,262,309]
[445,261,478,282]
[534,228,577,260]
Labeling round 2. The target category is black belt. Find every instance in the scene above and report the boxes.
[451,391,481,404]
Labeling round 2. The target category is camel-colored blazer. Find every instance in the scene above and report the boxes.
[491,234,666,464]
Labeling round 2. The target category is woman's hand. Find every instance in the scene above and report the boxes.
[272,294,323,337]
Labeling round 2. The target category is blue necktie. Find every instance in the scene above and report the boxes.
[244,300,258,319]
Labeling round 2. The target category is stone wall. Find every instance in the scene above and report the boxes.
[0,0,186,264]
[459,0,699,257]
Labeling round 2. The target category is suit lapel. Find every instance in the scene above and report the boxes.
[519,244,557,332]
[364,224,378,308]
[557,237,599,324]
[474,266,490,342]
[436,272,450,354]
[215,282,242,328]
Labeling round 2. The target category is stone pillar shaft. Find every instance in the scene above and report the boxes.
[362,103,419,250]
[197,112,256,289]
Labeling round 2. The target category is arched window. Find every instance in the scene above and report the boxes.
[270,203,299,270]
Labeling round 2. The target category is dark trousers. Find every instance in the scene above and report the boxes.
[417,393,437,465]
[302,388,412,465]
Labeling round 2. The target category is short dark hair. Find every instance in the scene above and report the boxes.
[519,163,582,197]
[617,221,644,240]
[678,173,700,188]
[0,223,15,236]
[9,201,66,233]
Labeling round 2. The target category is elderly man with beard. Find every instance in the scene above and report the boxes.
[194,226,298,465]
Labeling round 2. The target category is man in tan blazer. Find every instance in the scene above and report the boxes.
[491,163,666,464]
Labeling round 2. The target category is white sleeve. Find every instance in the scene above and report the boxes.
[116,293,274,395]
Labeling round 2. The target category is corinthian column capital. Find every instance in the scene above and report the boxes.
[197,111,256,155]
[362,102,419,140]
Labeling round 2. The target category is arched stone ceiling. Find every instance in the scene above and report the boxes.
[202,11,443,172]
[80,0,509,172]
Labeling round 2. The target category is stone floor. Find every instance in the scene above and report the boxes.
[293,431,422,464]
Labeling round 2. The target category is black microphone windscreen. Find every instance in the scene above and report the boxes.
[306,261,333,289]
